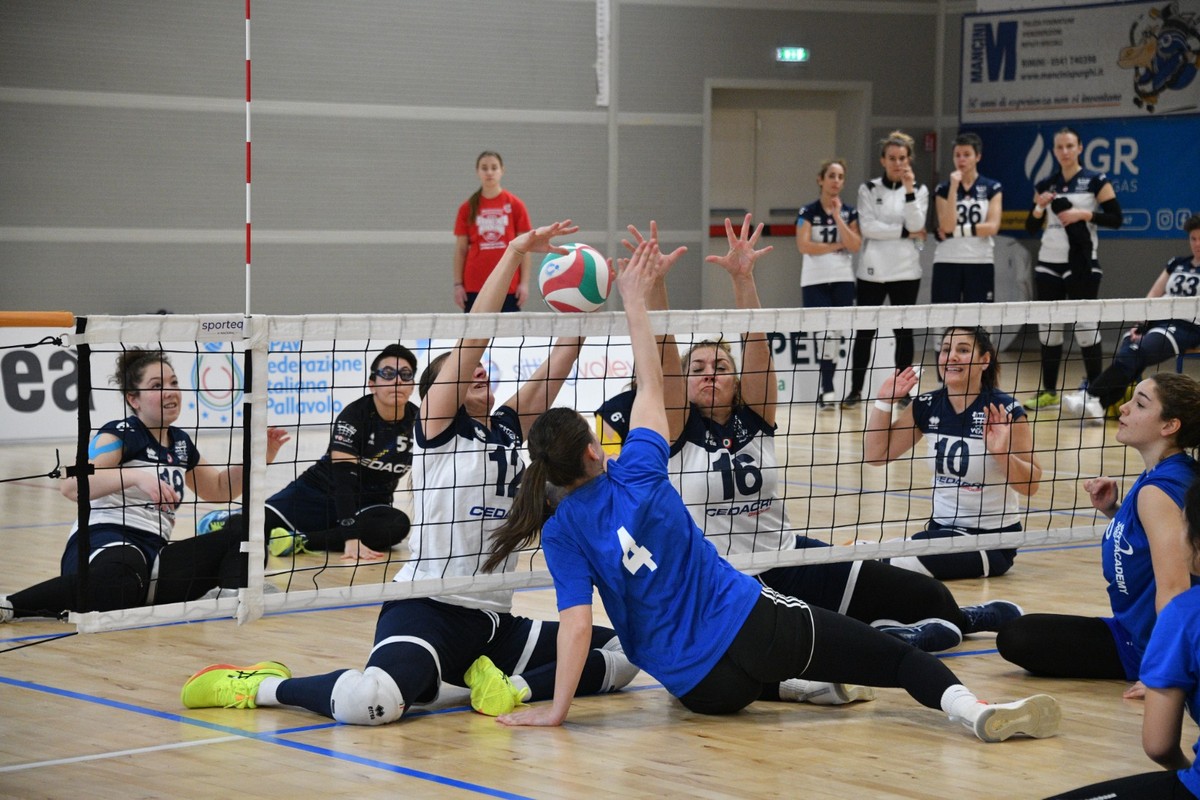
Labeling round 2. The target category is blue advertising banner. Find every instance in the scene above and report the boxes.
[962,1,1200,123]
[972,116,1199,238]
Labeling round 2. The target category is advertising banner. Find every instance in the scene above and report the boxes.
[971,116,1197,238]
[962,1,1200,123]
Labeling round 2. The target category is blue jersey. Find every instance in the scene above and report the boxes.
[542,428,761,697]
[1139,585,1200,798]
[1102,453,1200,663]
[911,387,1026,530]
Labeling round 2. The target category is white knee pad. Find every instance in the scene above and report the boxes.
[1038,324,1064,347]
[330,666,406,726]
[598,637,641,692]
[1074,322,1101,349]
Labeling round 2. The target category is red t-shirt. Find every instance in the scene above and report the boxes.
[454,190,532,293]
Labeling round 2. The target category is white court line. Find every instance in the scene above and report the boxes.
[0,735,242,773]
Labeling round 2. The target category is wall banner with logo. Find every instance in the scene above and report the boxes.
[973,116,1198,238]
[962,1,1200,123]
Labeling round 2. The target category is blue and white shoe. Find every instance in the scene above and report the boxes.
[871,618,963,652]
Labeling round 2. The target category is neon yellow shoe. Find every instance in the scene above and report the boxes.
[463,656,529,716]
[181,661,291,709]
[268,527,309,558]
[1026,391,1059,410]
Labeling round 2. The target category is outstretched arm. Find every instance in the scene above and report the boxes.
[619,240,670,439]
[704,214,776,424]
[862,368,923,464]
[496,604,593,727]
[423,220,579,440]
[623,220,688,441]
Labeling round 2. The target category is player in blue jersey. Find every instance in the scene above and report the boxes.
[484,236,1059,742]
[931,133,1003,304]
[180,221,638,725]
[865,327,1043,580]
[998,373,1200,692]
[597,219,1022,653]
[0,349,289,622]
[1046,478,1200,800]
[1062,214,1200,421]
[252,343,420,562]
[1023,127,1123,411]
[795,159,861,408]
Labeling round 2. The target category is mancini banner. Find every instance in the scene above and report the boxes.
[962,1,1200,123]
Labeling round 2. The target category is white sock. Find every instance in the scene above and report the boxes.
[779,679,844,705]
[940,684,982,723]
[510,675,532,701]
[255,676,283,707]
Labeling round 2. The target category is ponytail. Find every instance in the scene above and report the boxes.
[484,407,592,573]
[484,459,549,573]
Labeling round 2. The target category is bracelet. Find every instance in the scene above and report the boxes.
[873,399,894,412]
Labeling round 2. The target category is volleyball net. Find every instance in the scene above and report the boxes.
[12,295,1199,632]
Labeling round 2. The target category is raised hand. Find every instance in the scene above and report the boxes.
[265,427,291,464]
[877,367,919,403]
[616,240,664,307]
[511,220,580,256]
[704,213,772,279]
[982,403,1013,455]
[622,220,688,269]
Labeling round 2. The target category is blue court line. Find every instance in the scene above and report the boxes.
[0,673,534,799]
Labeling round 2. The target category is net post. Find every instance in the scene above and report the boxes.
[70,316,93,613]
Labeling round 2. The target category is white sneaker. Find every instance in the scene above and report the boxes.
[1081,395,1105,421]
[966,695,1061,742]
[817,392,838,411]
[1060,390,1087,417]
[0,595,12,623]
[779,678,876,705]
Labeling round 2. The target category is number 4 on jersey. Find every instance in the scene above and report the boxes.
[616,526,657,575]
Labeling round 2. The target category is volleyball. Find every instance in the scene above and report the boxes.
[538,243,613,313]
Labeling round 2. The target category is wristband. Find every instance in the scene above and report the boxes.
[873,400,894,413]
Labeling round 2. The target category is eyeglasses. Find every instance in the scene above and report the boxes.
[371,366,414,382]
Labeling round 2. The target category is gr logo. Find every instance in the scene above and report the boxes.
[1,349,92,412]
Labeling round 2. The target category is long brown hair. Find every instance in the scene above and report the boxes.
[483,407,592,573]
[467,150,504,219]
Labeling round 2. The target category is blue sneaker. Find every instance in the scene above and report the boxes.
[959,600,1023,634]
[197,509,232,535]
[871,618,963,652]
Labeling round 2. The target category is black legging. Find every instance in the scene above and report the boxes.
[8,527,247,619]
[849,278,921,395]
[996,613,1126,679]
[679,592,958,715]
[262,506,411,553]
[1045,771,1197,800]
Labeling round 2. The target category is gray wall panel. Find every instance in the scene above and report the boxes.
[0,1,241,96]
[618,5,935,116]
[0,104,242,228]
[255,0,600,109]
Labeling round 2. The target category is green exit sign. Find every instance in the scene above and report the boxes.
[775,47,809,63]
